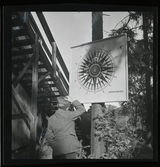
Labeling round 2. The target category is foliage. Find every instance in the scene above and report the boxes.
[79,105,150,159]
[77,12,154,159]
[93,105,138,159]
[109,11,154,131]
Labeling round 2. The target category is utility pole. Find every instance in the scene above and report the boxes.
[91,12,105,158]
[92,12,103,41]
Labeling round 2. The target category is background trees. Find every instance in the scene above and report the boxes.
[80,11,155,159]
[109,11,154,135]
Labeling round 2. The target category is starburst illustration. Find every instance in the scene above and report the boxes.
[77,49,116,92]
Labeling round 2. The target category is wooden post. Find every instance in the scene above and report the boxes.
[90,12,105,158]
[30,34,39,159]
[91,104,105,158]
[52,42,56,79]
[51,42,68,95]
[51,58,68,96]
[92,12,103,41]
[38,71,51,84]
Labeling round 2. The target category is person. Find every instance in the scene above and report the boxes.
[45,96,86,159]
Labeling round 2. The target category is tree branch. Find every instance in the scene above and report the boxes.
[114,14,130,30]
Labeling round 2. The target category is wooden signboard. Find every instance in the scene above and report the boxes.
[70,34,128,103]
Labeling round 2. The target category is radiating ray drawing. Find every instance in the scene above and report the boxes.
[70,34,128,103]
[77,49,116,92]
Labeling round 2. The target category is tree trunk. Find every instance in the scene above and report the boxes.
[142,12,152,131]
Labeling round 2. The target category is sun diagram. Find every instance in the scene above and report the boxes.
[77,49,116,93]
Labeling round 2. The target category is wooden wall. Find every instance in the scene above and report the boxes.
[12,81,31,150]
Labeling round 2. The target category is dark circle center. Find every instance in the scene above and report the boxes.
[89,64,101,77]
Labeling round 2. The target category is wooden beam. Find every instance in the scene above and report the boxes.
[28,12,65,88]
[30,34,39,159]
[12,69,32,97]
[12,85,34,124]
[54,76,68,96]
[29,12,52,60]
[17,12,68,96]
[52,42,56,78]
[38,71,51,84]
[12,54,36,88]
[38,44,53,72]
[12,48,33,56]
[36,12,54,46]
[12,38,33,47]
[36,12,69,81]
[57,69,69,93]
[18,12,35,42]
[38,44,68,95]
[38,84,56,88]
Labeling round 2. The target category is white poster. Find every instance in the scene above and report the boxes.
[70,34,128,103]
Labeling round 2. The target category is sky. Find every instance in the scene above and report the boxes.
[43,11,129,70]
[32,11,132,70]
[31,11,142,109]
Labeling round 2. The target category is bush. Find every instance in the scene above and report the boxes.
[91,105,148,159]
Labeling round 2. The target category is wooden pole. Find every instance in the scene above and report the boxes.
[30,34,39,159]
[91,12,104,158]
[52,42,56,79]
[91,104,105,158]
[92,12,103,41]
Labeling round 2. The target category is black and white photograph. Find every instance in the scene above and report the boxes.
[2,3,158,165]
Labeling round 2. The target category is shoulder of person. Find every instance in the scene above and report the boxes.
[56,109,69,116]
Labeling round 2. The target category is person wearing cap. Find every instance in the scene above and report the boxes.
[45,96,86,159]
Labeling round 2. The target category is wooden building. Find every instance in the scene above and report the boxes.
[11,12,69,159]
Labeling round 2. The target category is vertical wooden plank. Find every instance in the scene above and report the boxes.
[52,42,56,79]
[51,42,68,96]
[30,34,39,159]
